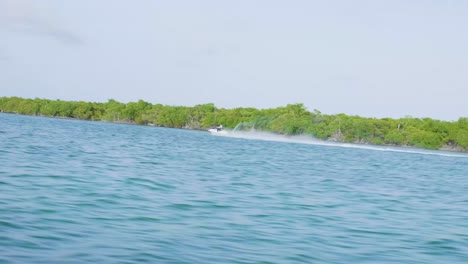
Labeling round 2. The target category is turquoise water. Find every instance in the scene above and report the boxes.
[1,113,467,263]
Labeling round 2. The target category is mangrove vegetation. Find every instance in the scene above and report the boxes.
[1,96,467,152]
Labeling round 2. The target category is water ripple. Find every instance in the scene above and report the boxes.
[1,114,468,263]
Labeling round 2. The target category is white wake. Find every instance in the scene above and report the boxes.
[212,130,468,158]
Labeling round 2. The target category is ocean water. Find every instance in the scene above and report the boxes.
[1,113,467,264]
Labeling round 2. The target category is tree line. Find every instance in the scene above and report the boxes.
[1,96,467,151]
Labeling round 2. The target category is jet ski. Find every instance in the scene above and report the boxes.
[208,125,227,135]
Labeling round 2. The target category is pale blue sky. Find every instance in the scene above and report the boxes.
[1,0,467,120]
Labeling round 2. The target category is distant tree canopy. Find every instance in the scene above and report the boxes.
[1,96,467,151]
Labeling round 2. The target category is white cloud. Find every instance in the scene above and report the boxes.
[0,0,82,45]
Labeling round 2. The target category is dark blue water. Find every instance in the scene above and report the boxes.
[1,113,468,263]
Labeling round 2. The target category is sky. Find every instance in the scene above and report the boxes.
[1,0,467,121]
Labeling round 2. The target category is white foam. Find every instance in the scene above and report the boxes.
[213,130,468,158]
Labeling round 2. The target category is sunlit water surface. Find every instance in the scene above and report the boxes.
[1,114,467,263]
